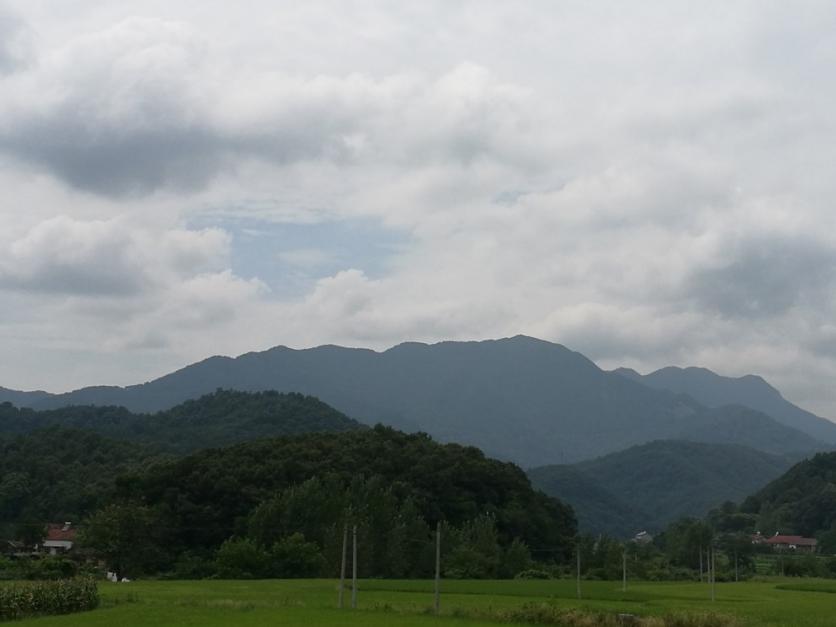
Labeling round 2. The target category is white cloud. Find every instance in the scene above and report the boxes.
[1,1,836,419]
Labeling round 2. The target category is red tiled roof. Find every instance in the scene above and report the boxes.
[765,535,817,547]
[44,524,77,542]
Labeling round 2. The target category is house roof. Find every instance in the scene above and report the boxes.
[44,523,77,543]
[765,535,817,547]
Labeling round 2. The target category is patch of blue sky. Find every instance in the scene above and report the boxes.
[190,216,412,299]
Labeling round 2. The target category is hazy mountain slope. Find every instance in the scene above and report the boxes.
[0,390,362,453]
[0,386,51,408]
[614,366,836,444]
[677,405,826,456]
[2,336,827,465]
[530,440,797,536]
[527,464,649,537]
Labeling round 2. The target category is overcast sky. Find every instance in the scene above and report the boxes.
[2,1,836,418]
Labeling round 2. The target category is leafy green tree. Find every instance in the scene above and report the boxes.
[501,537,533,578]
[268,533,325,577]
[444,514,501,579]
[80,502,162,579]
[663,518,713,570]
[818,525,836,555]
[216,537,269,579]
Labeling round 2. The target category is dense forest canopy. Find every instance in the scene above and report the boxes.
[0,427,163,535]
[117,425,576,556]
[740,451,836,538]
[0,391,577,579]
[0,390,362,453]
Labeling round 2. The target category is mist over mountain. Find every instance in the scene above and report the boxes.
[529,440,798,537]
[614,366,836,444]
[0,336,828,466]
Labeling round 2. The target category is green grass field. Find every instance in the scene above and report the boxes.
[7,578,836,626]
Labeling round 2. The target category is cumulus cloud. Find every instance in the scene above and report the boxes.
[1,1,836,418]
[0,15,537,197]
[0,5,31,73]
[0,216,231,296]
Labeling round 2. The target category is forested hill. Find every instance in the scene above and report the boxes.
[2,336,827,465]
[0,428,164,527]
[0,390,362,453]
[529,440,797,537]
[740,451,836,537]
[110,426,577,576]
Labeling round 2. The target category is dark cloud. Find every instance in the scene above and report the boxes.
[2,124,225,197]
[687,236,836,318]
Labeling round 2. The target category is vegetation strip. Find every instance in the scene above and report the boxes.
[0,578,99,621]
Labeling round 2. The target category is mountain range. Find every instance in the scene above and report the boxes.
[613,366,836,444]
[1,335,832,466]
[0,336,836,467]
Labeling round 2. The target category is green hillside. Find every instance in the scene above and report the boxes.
[741,451,836,539]
[530,440,796,537]
[0,389,362,453]
[120,425,575,557]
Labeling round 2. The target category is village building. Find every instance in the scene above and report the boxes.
[752,532,818,553]
[40,522,77,555]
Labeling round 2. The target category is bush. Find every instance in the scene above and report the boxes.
[464,603,741,626]
[215,538,269,579]
[20,557,79,580]
[514,568,552,579]
[268,533,324,578]
[0,578,99,621]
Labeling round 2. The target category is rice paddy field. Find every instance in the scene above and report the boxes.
[7,578,836,626]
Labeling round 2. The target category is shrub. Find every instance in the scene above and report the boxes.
[465,603,741,626]
[514,568,552,579]
[215,537,269,579]
[0,578,99,621]
[268,533,324,578]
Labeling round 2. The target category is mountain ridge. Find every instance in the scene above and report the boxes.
[614,364,836,443]
[0,336,828,465]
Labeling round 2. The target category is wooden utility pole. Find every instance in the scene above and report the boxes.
[351,525,358,609]
[434,522,441,615]
[338,523,348,609]
[576,544,582,600]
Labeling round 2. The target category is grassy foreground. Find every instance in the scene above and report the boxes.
[8,578,836,626]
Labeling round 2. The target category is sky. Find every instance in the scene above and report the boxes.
[2,2,836,419]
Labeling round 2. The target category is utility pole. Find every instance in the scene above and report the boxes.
[734,550,739,583]
[576,543,582,600]
[338,523,347,609]
[351,525,358,609]
[434,521,441,615]
[622,548,627,592]
[699,546,703,583]
[710,547,716,602]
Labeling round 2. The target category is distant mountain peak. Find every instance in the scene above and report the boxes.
[619,364,836,444]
